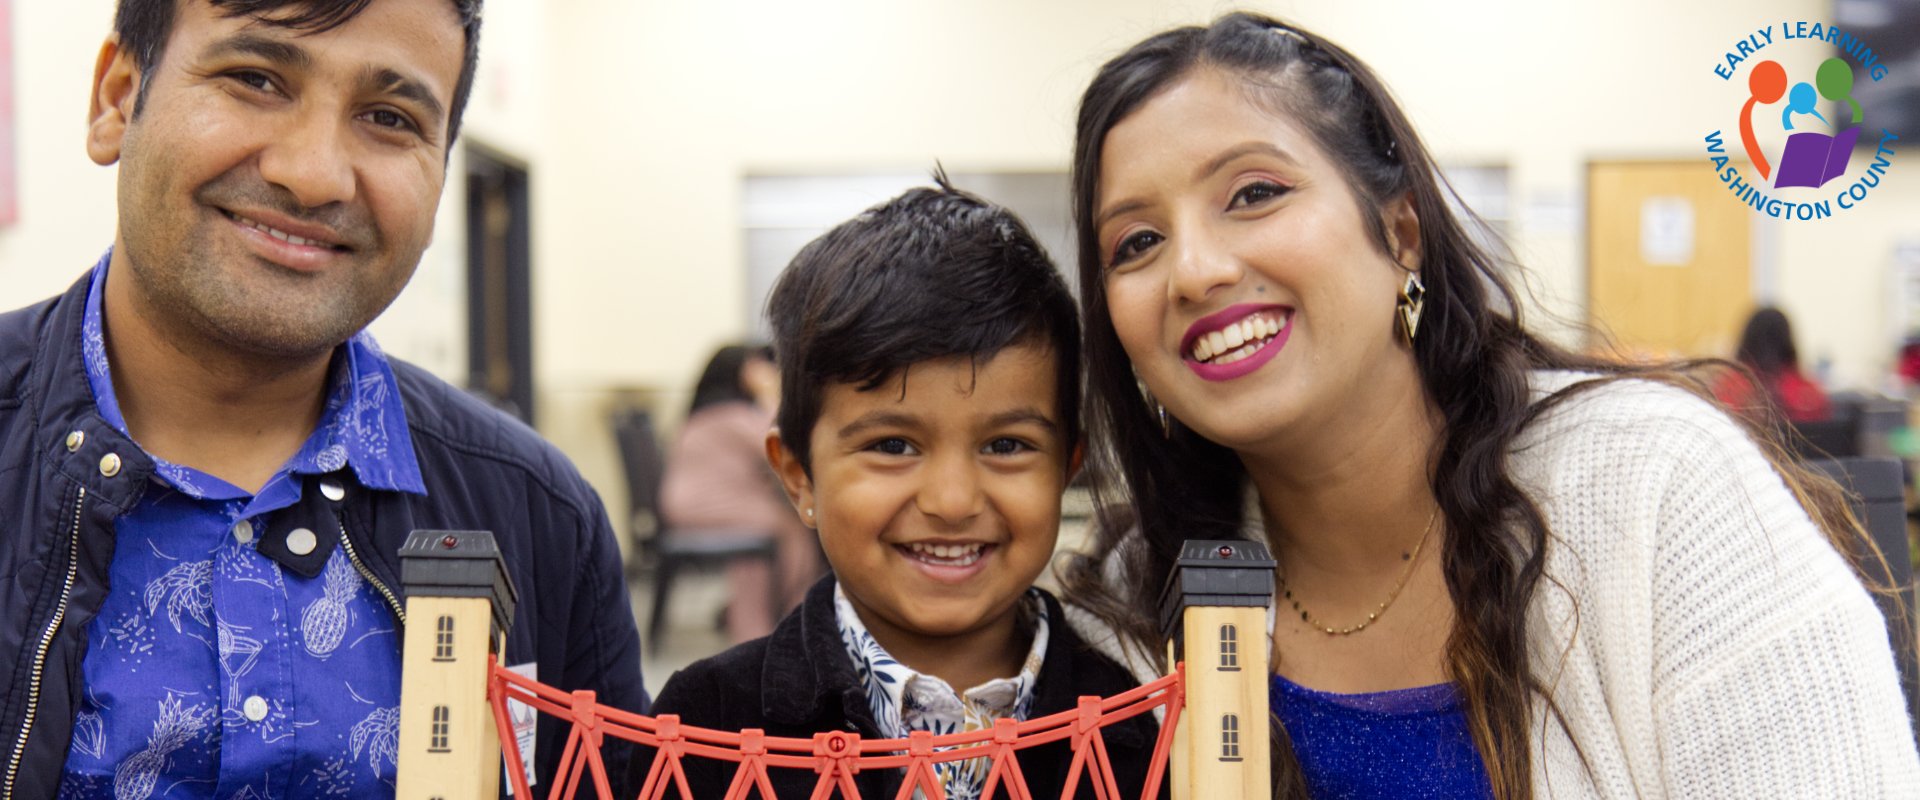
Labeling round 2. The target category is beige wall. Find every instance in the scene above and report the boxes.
[2,1,1913,521]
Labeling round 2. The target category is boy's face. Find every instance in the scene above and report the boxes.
[769,341,1077,647]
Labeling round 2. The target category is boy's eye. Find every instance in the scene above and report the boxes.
[1228,181,1288,210]
[982,437,1033,456]
[867,437,917,456]
[1110,230,1163,268]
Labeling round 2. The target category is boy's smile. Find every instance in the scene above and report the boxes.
[770,341,1076,677]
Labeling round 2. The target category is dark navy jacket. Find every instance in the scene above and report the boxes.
[0,273,648,798]
[631,577,1164,799]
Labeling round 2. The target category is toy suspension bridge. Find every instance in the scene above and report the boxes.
[390,531,1274,799]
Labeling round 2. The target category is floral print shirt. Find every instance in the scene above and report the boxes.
[833,583,1048,800]
[58,252,427,799]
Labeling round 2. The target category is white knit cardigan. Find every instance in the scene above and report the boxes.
[1066,372,1920,798]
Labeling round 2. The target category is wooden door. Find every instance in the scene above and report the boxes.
[1587,161,1753,360]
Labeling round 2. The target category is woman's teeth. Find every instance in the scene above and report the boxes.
[902,542,988,567]
[1190,313,1286,364]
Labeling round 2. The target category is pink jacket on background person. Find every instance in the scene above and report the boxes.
[660,401,821,641]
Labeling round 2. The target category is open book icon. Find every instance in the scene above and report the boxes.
[1774,127,1861,189]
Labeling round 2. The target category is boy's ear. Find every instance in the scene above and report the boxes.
[87,34,139,167]
[764,427,817,528]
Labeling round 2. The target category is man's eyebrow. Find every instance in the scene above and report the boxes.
[201,33,312,71]
[360,66,447,131]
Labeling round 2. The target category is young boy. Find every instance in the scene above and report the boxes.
[630,179,1158,799]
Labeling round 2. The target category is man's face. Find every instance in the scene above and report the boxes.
[90,0,465,359]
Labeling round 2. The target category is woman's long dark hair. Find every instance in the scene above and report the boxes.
[1060,13,1874,799]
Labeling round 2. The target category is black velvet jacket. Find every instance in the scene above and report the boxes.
[628,577,1166,799]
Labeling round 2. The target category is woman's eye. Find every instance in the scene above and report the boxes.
[1229,181,1287,209]
[868,438,916,456]
[1110,230,1164,267]
[983,438,1033,456]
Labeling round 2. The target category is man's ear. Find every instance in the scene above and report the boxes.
[764,427,817,528]
[87,34,140,166]
[1381,192,1422,272]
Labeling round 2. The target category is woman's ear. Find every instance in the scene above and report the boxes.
[765,427,817,528]
[1066,438,1087,484]
[1381,193,1422,272]
[87,35,139,167]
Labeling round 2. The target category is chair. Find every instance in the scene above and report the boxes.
[611,406,781,649]
[1808,457,1918,739]
[1785,400,1861,461]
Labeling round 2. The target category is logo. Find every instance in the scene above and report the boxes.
[1704,22,1898,220]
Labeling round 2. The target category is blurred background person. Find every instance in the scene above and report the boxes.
[1715,306,1834,424]
[661,344,823,641]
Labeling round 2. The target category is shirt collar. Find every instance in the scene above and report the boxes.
[81,250,427,500]
[832,581,1048,739]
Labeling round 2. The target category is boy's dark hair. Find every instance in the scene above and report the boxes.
[115,0,484,144]
[766,174,1080,474]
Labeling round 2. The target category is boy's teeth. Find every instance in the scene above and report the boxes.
[905,542,987,566]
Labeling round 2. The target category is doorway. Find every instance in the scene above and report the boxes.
[465,145,534,423]
[1587,160,1754,359]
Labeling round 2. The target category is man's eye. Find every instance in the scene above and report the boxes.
[1110,230,1163,267]
[983,438,1032,456]
[365,109,417,133]
[228,70,277,93]
[1229,181,1288,209]
[869,438,915,456]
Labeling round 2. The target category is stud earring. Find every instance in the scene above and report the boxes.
[1397,271,1426,342]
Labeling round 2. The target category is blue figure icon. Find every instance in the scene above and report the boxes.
[1782,82,1828,131]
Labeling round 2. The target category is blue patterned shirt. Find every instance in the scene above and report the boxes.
[58,252,428,799]
[834,583,1047,800]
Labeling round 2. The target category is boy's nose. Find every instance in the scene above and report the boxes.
[915,453,986,524]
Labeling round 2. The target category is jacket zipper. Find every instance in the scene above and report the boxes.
[336,515,405,626]
[4,487,85,799]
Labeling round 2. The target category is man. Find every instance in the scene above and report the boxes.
[0,1,646,796]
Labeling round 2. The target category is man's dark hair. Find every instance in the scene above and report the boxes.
[766,173,1081,474]
[115,0,484,144]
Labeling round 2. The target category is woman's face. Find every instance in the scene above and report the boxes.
[1092,69,1421,452]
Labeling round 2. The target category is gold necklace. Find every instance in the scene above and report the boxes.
[1277,508,1439,636]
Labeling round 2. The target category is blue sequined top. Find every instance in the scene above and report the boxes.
[1271,674,1494,800]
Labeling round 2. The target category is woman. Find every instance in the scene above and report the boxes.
[1060,13,1916,798]
[662,344,823,642]
[1713,306,1833,424]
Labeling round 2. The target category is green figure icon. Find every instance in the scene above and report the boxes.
[1816,57,1862,125]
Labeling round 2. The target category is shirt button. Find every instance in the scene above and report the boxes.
[65,431,85,452]
[232,520,254,545]
[319,479,346,502]
[243,695,269,722]
[98,453,121,477]
[287,527,318,556]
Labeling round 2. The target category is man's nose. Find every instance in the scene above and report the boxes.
[257,108,357,210]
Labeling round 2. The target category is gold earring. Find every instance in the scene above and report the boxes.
[1397,271,1426,342]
